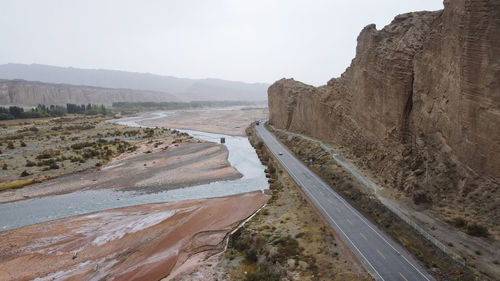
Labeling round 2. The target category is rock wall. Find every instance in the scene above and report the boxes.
[0,79,179,107]
[269,0,499,228]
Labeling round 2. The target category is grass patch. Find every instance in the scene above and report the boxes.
[0,179,37,191]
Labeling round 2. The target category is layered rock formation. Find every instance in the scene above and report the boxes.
[0,79,179,107]
[269,0,499,231]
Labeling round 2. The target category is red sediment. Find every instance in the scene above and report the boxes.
[0,191,268,281]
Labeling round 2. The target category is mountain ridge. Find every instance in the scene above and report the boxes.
[0,63,269,102]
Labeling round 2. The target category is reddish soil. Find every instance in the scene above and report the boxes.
[0,191,268,281]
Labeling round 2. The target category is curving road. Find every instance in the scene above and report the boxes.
[255,123,434,281]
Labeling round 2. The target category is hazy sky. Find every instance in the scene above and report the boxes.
[1,0,443,86]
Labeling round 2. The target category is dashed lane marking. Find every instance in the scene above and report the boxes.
[377,249,386,260]
[360,232,368,241]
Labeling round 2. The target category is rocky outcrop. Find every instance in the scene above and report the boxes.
[269,0,499,231]
[0,79,179,106]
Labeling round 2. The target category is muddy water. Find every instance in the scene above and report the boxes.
[0,113,267,231]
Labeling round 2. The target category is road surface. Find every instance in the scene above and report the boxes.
[255,123,434,281]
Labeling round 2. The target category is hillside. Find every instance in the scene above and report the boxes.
[0,64,269,102]
[0,79,179,107]
[269,0,499,239]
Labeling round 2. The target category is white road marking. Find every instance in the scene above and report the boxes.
[377,249,386,260]
[257,125,434,281]
[360,232,368,241]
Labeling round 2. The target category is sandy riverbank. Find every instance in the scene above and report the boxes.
[0,136,240,204]
[140,107,268,136]
[0,191,268,281]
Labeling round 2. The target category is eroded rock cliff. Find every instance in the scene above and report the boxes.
[269,0,499,232]
[0,79,179,106]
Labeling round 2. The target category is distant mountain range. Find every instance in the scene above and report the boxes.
[0,79,180,107]
[0,63,269,102]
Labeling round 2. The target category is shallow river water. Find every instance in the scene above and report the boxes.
[0,113,268,231]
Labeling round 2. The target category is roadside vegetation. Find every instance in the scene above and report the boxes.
[217,125,367,281]
[265,124,484,280]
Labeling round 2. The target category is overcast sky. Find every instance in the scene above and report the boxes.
[0,0,443,86]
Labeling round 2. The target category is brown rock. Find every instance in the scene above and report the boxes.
[268,0,499,229]
[0,79,179,107]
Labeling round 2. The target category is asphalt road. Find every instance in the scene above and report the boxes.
[255,123,435,281]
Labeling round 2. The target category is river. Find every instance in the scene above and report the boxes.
[0,112,268,231]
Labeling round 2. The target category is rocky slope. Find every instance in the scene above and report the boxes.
[269,0,499,235]
[0,79,179,106]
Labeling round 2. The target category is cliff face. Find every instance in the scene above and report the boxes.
[411,0,500,181]
[0,79,179,106]
[269,0,499,226]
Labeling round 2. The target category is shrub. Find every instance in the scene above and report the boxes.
[20,141,26,147]
[276,236,300,261]
[2,163,7,170]
[245,249,258,263]
[256,141,264,149]
[20,170,30,177]
[268,164,276,174]
[466,223,488,237]
[7,142,14,149]
[71,142,94,150]
[36,150,57,160]
[244,266,280,281]
[37,158,56,166]
[26,160,36,167]
[450,217,467,228]
[49,163,60,170]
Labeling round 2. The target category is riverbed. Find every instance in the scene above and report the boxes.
[0,112,267,231]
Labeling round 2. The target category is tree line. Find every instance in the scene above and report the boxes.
[0,104,106,120]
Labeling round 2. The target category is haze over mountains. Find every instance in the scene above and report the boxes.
[0,63,269,105]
